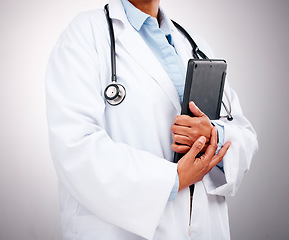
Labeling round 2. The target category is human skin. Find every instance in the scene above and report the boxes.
[177,128,231,191]
[171,101,213,154]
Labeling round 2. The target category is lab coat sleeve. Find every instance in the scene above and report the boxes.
[45,13,177,240]
[203,84,258,197]
[192,34,258,197]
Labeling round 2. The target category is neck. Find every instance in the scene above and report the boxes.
[128,0,160,19]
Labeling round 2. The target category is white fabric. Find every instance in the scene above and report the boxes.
[46,0,258,239]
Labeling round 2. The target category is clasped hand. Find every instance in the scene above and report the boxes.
[171,102,231,191]
[171,102,213,153]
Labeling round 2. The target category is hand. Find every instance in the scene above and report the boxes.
[171,101,213,154]
[177,127,231,191]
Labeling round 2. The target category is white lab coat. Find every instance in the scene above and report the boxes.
[46,0,258,239]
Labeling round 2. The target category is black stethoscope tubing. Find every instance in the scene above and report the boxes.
[104,4,117,83]
[171,20,208,60]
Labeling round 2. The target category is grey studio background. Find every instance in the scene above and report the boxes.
[0,0,288,239]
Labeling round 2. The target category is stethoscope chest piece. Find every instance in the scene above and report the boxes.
[104,83,126,105]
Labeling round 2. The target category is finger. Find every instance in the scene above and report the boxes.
[203,127,218,159]
[172,134,191,146]
[189,101,205,117]
[171,142,190,153]
[171,124,191,136]
[210,126,218,146]
[187,136,206,158]
[174,115,195,127]
[209,141,231,168]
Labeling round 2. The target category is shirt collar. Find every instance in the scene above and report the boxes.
[121,0,173,36]
[121,0,150,31]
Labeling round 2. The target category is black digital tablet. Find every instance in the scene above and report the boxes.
[173,59,227,163]
[181,59,227,119]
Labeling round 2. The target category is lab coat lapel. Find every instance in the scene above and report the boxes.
[119,28,181,111]
[109,0,181,112]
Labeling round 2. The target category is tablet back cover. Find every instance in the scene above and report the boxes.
[182,59,227,119]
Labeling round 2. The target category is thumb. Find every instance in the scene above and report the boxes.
[187,136,206,158]
[189,101,204,117]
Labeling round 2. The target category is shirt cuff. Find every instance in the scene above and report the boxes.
[211,121,224,171]
[168,174,179,201]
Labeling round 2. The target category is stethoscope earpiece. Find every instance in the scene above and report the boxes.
[104,83,126,106]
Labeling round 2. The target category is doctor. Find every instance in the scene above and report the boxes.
[46,0,258,239]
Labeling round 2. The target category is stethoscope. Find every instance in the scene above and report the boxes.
[104,4,233,121]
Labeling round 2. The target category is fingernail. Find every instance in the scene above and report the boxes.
[190,101,196,107]
[198,136,206,144]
